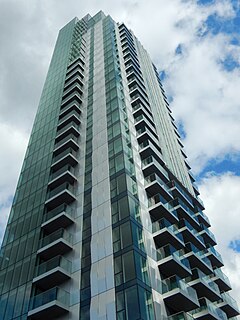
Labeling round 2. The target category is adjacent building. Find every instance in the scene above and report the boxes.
[0,11,239,320]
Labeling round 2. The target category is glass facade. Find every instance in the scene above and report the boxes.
[0,11,239,320]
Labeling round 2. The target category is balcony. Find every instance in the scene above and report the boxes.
[148,193,179,224]
[190,298,228,320]
[186,268,221,302]
[157,244,192,278]
[59,102,81,119]
[62,82,83,100]
[162,276,199,313]
[56,121,80,142]
[139,140,165,166]
[33,256,71,289]
[174,198,200,230]
[141,156,169,182]
[198,225,217,247]
[53,134,79,156]
[63,74,83,92]
[37,228,73,259]
[58,110,81,130]
[217,292,240,318]
[211,268,231,292]
[51,148,78,171]
[184,243,213,275]
[167,181,194,209]
[137,127,159,150]
[178,219,205,250]
[152,218,184,249]
[65,67,84,85]
[45,182,76,209]
[145,173,172,201]
[61,91,82,109]
[42,203,75,233]
[203,246,223,268]
[194,210,211,228]
[28,287,69,319]
[132,100,153,119]
[48,164,77,189]
[167,312,194,320]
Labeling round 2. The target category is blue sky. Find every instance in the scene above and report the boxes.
[0,0,240,304]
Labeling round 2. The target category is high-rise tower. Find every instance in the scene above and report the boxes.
[0,11,239,320]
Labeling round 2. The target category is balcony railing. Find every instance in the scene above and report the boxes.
[184,243,213,274]
[40,228,73,249]
[42,203,75,233]
[28,287,69,317]
[43,204,75,223]
[157,244,191,277]
[152,218,184,249]
[168,312,194,320]
[162,275,199,312]
[35,255,71,278]
[149,193,179,223]
[50,164,75,181]
[145,173,171,195]
[54,134,78,150]
[47,182,75,200]
[178,219,205,249]
[56,121,79,138]
[190,297,227,320]
[52,147,78,164]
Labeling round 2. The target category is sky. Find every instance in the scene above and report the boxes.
[0,0,240,305]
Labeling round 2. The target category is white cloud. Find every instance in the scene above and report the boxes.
[199,172,240,303]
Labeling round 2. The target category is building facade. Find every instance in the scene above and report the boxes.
[0,11,239,320]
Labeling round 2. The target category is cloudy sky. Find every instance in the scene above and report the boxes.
[0,0,240,304]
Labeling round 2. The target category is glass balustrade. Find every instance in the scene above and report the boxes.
[29,287,70,311]
[35,255,72,278]
[40,228,73,248]
[48,182,75,199]
[54,134,78,149]
[43,203,75,223]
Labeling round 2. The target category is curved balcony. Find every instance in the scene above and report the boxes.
[148,193,179,224]
[152,218,184,249]
[162,275,199,313]
[28,287,69,319]
[33,255,71,289]
[157,244,191,278]
[42,203,75,233]
[37,228,73,260]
